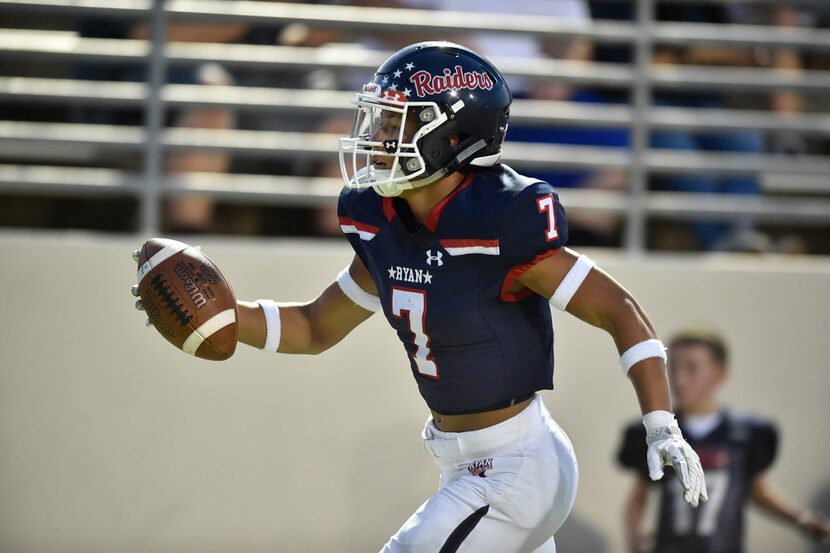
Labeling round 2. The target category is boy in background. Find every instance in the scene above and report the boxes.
[618,328,830,553]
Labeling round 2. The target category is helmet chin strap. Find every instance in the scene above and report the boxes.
[371,138,491,197]
[369,167,413,197]
[372,167,446,197]
[372,181,404,197]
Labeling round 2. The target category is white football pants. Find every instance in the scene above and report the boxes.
[380,394,578,553]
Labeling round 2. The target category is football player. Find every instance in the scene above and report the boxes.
[618,328,830,553]
[136,42,707,552]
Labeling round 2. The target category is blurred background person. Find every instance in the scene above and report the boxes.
[589,1,817,252]
[74,17,246,234]
[617,328,830,553]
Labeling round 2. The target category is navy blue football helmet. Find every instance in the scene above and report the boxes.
[339,41,512,197]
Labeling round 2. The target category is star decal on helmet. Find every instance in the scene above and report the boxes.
[393,69,403,78]
[405,62,415,71]
[403,87,411,97]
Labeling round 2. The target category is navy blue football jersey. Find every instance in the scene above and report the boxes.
[337,164,569,414]
[618,411,778,553]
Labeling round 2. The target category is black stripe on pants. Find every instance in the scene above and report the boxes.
[439,504,491,553]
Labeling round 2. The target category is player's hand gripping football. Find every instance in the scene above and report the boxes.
[644,412,708,508]
[131,249,152,326]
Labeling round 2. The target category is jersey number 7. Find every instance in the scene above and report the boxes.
[392,287,439,379]
[537,194,559,241]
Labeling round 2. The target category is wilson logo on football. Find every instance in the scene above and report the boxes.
[410,65,494,98]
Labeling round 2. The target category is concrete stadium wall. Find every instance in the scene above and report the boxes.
[0,232,828,553]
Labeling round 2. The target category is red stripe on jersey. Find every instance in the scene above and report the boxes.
[382,196,397,223]
[338,217,380,234]
[424,173,475,232]
[500,249,559,302]
[439,239,500,248]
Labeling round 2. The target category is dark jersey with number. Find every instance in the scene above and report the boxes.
[618,411,778,553]
[337,164,569,414]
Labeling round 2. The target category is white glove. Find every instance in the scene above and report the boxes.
[644,411,708,508]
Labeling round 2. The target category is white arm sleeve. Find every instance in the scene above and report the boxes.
[550,254,595,311]
[336,267,381,312]
[620,339,667,376]
[255,299,281,352]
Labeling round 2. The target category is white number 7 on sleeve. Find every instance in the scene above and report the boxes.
[391,287,438,379]
[537,194,559,241]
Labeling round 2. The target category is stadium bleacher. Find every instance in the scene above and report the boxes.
[0,0,828,251]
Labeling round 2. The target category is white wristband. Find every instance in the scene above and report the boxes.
[550,254,595,311]
[620,339,667,376]
[643,410,676,434]
[336,267,381,312]
[255,299,281,352]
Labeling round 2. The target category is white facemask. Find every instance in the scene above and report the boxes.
[339,83,446,197]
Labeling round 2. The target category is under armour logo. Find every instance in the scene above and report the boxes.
[426,250,443,267]
[383,139,398,154]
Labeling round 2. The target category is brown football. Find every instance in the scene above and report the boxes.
[136,238,238,360]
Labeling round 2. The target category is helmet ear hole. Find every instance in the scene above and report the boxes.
[419,108,437,123]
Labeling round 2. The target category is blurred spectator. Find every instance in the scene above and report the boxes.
[808,3,830,164]
[386,0,591,97]
[590,2,816,252]
[507,91,629,247]
[74,18,246,233]
[648,5,765,252]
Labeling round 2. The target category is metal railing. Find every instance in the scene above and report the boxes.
[0,0,829,252]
